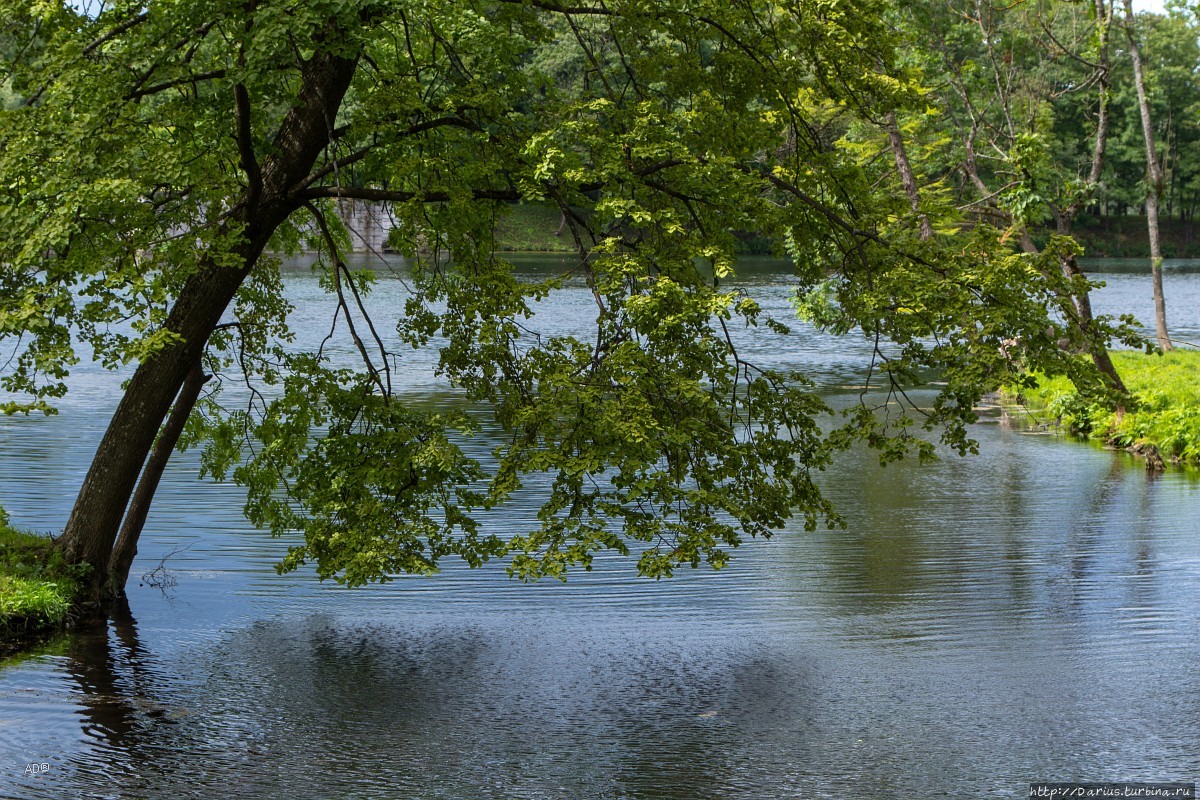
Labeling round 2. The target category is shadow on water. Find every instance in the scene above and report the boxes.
[66,611,146,754]
[1,603,184,797]
[1,466,1196,799]
[8,611,822,799]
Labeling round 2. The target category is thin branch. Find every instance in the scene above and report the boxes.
[82,12,150,56]
[337,258,394,397]
[1038,19,1100,69]
[296,116,482,193]
[303,186,522,203]
[956,180,1019,210]
[125,69,228,100]
[297,146,374,193]
[494,0,616,14]
[24,11,151,106]
[756,169,906,256]
[304,201,391,399]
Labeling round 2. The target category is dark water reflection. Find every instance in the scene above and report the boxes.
[1,258,1198,799]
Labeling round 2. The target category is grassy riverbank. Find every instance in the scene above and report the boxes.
[494,204,576,253]
[1011,350,1200,466]
[0,508,83,652]
[493,204,774,255]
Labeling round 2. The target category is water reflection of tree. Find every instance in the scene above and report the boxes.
[63,600,168,766]
[792,445,930,610]
[611,650,817,800]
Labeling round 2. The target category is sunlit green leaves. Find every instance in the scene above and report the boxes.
[2,0,1143,588]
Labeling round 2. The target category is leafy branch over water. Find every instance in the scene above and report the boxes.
[0,0,1153,600]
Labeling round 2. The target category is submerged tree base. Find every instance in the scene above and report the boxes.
[1006,350,1200,469]
[0,514,86,655]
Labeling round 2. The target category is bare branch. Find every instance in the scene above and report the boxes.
[303,186,522,203]
[304,201,392,398]
[126,69,228,100]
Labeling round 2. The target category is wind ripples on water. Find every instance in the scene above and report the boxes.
[0,257,1197,799]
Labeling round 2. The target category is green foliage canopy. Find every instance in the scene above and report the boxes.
[0,0,1137,586]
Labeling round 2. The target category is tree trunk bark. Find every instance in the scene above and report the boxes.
[57,45,360,604]
[1050,0,1128,400]
[107,363,211,593]
[1059,250,1129,396]
[1122,0,1173,350]
[58,243,261,604]
[884,112,934,241]
[1145,192,1172,350]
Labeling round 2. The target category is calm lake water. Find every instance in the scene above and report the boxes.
[1,257,1197,799]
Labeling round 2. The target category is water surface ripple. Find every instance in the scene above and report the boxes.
[1,257,1197,799]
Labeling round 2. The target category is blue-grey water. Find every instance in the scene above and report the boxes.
[0,256,1197,799]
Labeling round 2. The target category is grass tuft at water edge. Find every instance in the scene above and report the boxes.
[0,506,86,650]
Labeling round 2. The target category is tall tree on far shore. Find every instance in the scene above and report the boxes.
[1121,0,1174,350]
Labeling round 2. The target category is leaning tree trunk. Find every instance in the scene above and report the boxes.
[107,363,211,593]
[58,243,261,604]
[57,47,360,605]
[1048,0,1128,399]
[1122,0,1173,351]
[1060,250,1130,397]
[958,0,1128,401]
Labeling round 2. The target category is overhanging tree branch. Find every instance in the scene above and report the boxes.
[302,186,522,203]
[125,69,228,100]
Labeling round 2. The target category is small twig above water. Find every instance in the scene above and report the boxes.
[139,542,195,597]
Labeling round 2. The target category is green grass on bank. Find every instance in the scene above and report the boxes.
[1013,350,1200,464]
[493,204,578,253]
[1,507,84,644]
[492,204,776,255]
